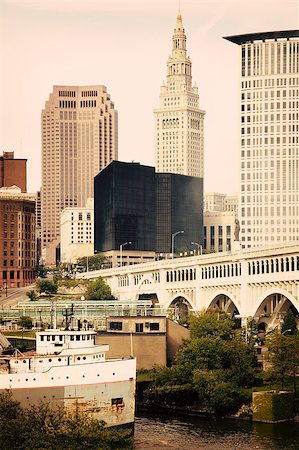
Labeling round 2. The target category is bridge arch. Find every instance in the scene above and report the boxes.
[253,287,299,328]
[168,295,194,319]
[206,290,241,317]
[133,275,160,303]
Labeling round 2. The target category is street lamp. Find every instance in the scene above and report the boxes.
[86,255,89,272]
[171,231,184,259]
[281,328,292,335]
[38,308,42,329]
[120,241,132,267]
[191,241,202,256]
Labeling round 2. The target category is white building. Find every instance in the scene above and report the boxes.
[60,198,94,264]
[204,211,235,252]
[154,12,205,178]
[203,193,238,252]
[41,85,118,265]
[225,31,299,248]
[204,192,238,213]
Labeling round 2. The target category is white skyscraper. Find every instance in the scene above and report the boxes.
[225,31,299,248]
[154,12,205,178]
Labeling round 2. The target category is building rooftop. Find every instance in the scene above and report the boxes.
[224,30,299,45]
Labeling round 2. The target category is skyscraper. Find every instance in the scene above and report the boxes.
[41,85,118,264]
[225,31,299,248]
[154,12,205,178]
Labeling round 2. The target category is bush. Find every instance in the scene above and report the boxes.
[36,279,58,295]
[17,316,33,329]
[144,384,198,407]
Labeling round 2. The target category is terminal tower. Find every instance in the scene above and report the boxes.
[154,12,205,178]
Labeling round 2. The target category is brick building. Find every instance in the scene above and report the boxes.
[0,151,27,193]
[0,187,36,289]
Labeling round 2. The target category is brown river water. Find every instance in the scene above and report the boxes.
[134,413,299,450]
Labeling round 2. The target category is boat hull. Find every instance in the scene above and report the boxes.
[1,378,135,429]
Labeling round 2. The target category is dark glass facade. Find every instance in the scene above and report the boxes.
[156,173,203,253]
[94,161,156,252]
[94,161,203,254]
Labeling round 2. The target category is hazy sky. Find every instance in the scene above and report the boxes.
[0,0,297,194]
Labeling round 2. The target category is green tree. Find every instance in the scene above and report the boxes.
[36,265,47,278]
[77,254,108,271]
[222,337,259,387]
[36,279,58,295]
[17,316,33,329]
[26,289,38,301]
[281,309,297,335]
[150,311,262,416]
[87,277,113,300]
[267,331,299,392]
[188,310,235,341]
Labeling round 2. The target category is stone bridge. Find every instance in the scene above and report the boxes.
[79,243,299,330]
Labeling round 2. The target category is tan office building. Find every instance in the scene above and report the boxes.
[41,85,118,265]
[154,12,205,178]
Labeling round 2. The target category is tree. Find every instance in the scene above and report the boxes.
[77,254,108,271]
[281,309,297,335]
[187,310,235,341]
[267,331,299,392]
[17,316,33,329]
[36,265,47,278]
[87,277,113,300]
[36,279,58,295]
[26,289,38,301]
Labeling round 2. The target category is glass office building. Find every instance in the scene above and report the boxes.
[94,161,203,255]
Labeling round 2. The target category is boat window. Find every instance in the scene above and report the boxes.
[87,335,90,340]
[59,335,63,341]
[76,335,80,341]
[112,397,123,406]
[77,357,81,361]
[82,335,86,340]
[47,336,50,341]
[52,336,55,341]
[70,335,74,341]
[23,360,26,363]
[40,336,44,341]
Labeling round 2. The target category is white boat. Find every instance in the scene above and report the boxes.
[0,321,136,430]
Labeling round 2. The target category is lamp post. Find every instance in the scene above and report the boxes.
[191,241,202,256]
[171,231,184,259]
[38,308,42,329]
[86,255,89,272]
[120,241,132,267]
[281,328,292,335]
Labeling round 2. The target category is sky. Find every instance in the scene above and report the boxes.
[0,0,298,194]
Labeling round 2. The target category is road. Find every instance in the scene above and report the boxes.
[0,285,35,309]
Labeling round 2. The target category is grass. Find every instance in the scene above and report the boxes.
[2,330,36,339]
[253,376,299,396]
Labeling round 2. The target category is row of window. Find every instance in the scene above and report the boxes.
[108,321,160,332]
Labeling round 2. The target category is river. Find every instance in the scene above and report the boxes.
[134,413,299,449]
